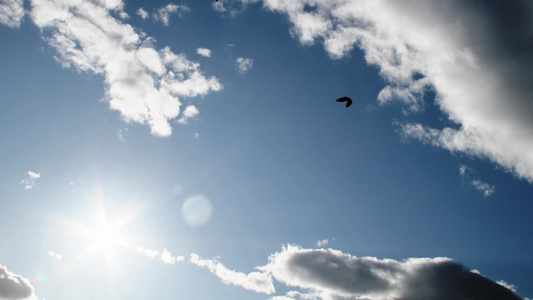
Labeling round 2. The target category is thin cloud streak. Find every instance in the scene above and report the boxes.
[190,253,275,294]
[471,179,496,197]
[137,247,184,264]
[30,0,221,137]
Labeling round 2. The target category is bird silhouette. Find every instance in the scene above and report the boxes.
[336,96,353,108]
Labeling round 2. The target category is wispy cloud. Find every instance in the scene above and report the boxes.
[0,0,24,28]
[154,3,190,26]
[20,171,40,190]
[457,164,496,197]
[233,0,533,183]
[316,239,329,247]
[0,264,35,300]
[207,245,523,300]
[47,251,62,260]
[137,7,149,19]
[30,0,221,137]
[190,253,275,294]
[116,128,128,141]
[459,164,470,177]
[213,0,260,17]
[471,179,496,197]
[196,47,212,58]
[137,247,184,264]
[236,57,253,73]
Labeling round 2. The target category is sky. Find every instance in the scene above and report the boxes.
[0,0,532,299]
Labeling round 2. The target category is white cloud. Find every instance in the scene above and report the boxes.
[116,128,128,141]
[316,239,329,247]
[160,249,182,264]
[196,47,212,58]
[236,57,253,73]
[153,3,190,26]
[457,164,495,197]
[458,164,470,177]
[30,0,221,137]
[0,264,35,299]
[20,171,40,190]
[193,132,200,139]
[269,296,295,300]
[190,253,275,294]
[47,251,62,260]
[498,280,518,293]
[212,0,259,17]
[257,245,523,300]
[137,7,149,19]
[241,0,533,183]
[178,105,199,124]
[472,179,496,197]
[0,0,24,28]
[137,247,184,264]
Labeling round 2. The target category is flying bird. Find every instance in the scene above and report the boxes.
[336,96,353,108]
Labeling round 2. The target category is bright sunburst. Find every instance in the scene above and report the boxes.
[54,188,144,262]
[85,218,124,259]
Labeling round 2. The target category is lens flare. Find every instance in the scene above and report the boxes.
[181,195,213,226]
[172,185,183,195]
[35,272,46,283]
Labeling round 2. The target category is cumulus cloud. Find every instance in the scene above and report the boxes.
[47,251,62,260]
[177,105,199,124]
[20,171,40,190]
[0,264,35,299]
[0,0,24,28]
[190,253,275,294]
[196,47,212,58]
[258,245,524,300]
[30,0,221,137]
[234,0,533,183]
[137,247,184,264]
[153,3,190,26]
[236,57,253,73]
[136,7,149,19]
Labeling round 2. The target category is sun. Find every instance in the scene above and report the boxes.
[85,219,124,258]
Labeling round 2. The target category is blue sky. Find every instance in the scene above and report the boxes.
[1,0,532,299]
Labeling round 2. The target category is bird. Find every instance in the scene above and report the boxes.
[336,96,353,108]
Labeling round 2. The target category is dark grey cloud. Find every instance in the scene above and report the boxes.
[0,265,34,299]
[259,245,524,300]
